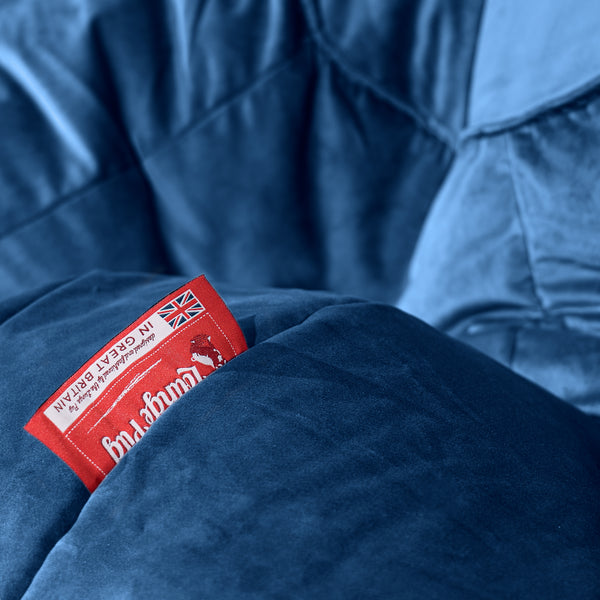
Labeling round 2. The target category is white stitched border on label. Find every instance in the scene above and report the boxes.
[65,435,107,476]
[207,312,237,356]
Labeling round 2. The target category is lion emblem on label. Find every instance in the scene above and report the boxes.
[190,334,225,369]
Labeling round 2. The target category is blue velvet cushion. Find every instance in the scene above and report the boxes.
[399,1,600,412]
[2,272,600,598]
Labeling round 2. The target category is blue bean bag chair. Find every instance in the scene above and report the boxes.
[2,1,600,597]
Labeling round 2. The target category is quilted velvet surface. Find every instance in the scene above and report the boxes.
[2,0,600,597]
[399,0,600,412]
[0,0,479,303]
[3,273,600,599]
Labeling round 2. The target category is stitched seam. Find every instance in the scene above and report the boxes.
[460,74,600,142]
[138,37,313,164]
[504,134,547,315]
[0,40,312,243]
[298,0,455,149]
[206,312,236,356]
[65,435,107,476]
[0,163,140,241]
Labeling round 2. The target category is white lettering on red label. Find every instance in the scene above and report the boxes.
[24,276,247,492]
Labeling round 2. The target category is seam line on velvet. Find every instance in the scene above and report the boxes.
[460,75,600,142]
[0,41,312,243]
[136,37,313,164]
[504,134,547,317]
[0,276,81,329]
[0,163,142,242]
[298,0,455,150]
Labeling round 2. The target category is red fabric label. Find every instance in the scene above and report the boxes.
[24,276,247,492]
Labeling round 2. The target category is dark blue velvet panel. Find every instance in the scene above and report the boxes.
[2,273,599,598]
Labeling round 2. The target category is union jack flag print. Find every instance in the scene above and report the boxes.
[157,290,205,329]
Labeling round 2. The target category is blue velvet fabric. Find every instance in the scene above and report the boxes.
[3,272,600,598]
[399,2,600,412]
[2,0,600,596]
